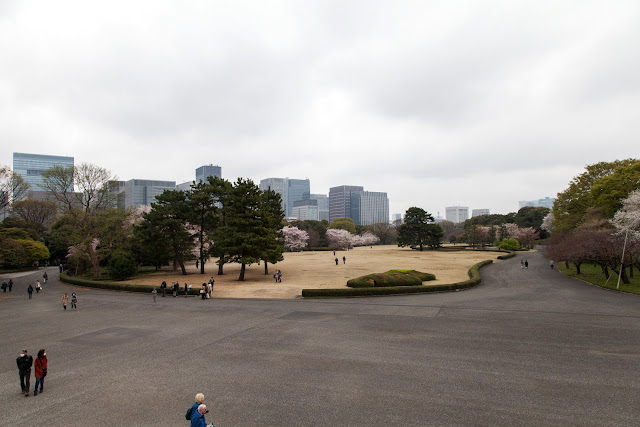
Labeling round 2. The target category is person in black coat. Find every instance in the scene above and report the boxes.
[16,350,33,396]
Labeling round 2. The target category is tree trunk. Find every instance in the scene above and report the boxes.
[264,262,269,275]
[174,247,187,275]
[620,265,630,284]
[239,263,246,281]
[419,243,423,251]
[575,262,581,275]
[217,257,224,275]
[629,264,633,278]
[603,266,610,279]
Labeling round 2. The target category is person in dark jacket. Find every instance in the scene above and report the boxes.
[34,349,47,395]
[190,404,208,427]
[27,285,34,299]
[189,393,205,419]
[1,281,6,292]
[160,281,166,297]
[8,278,13,291]
[16,349,33,396]
[184,283,189,297]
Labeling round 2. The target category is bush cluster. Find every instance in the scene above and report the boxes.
[108,249,137,280]
[347,270,436,288]
[303,260,492,298]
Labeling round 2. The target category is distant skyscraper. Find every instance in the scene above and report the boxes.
[260,178,288,216]
[445,206,469,224]
[286,179,310,217]
[329,185,364,222]
[310,194,329,222]
[392,213,403,224]
[519,197,555,210]
[350,191,389,225]
[260,177,310,217]
[472,209,490,217]
[196,165,221,182]
[292,199,319,221]
[13,152,74,192]
[122,179,176,209]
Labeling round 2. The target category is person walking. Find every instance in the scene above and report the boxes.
[1,281,6,292]
[43,271,48,283]
[33,349,47,396]
[277,270,282,283]
[151,288,157,302]
[550,260,554,269]
[520,259,524,269]
[191,404,208,427]
[61,293,69,310]
[161,281,167,297]
[28,284,34,299]
[35,280,42,294]
[173,282,179,297]
[71,293,77,310]
[195,259,199,270]
[184,283,189,297]
[8,278,13,291]
[525,260,529,269]
[187,393,205,421]
[343,256,346,264]
[16,349,33,396]
[335,257,339,265]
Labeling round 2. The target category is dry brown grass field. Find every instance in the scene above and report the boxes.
[122,245,503,299]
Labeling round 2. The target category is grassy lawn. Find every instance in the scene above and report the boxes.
[558,263,640,295]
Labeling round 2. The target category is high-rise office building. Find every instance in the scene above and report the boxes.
[122,179,176,209]
[472,209,490,217]
[286,179,310,217]
[260,177,310,217]
[350,191,389,225]
[196,165,222,182]
[445,206,469,224]
[259,178,287,216]
[13,152,74,192]
[310,194,329,222]
[519,197,555,210]
[329,185,363,222]
[292,199,319,221]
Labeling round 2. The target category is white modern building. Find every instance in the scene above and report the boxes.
[445,206,469,224]
[519,197,555,210]
[292,199,319,221]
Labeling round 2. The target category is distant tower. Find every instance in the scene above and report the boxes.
[196,165,221,182]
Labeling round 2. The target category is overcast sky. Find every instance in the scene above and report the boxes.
[2,1,639,217]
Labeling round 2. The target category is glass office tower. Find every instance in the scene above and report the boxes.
[13,152,74,192]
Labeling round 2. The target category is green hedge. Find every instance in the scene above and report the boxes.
[347,270,435,288]
[60,273,201,295]
[302,260,493,298]
[496,251,516,260]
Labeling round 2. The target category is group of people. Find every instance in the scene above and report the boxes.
[1,278,14,292]
[61,293,78,310]
[186,393,213,427]
[273,270,282,282]
[160,281,191,297]
[520,259,529,269]
[335,256,346,265]
[200,277,215,299]
[16,349,48,397]
[25,273,49,298]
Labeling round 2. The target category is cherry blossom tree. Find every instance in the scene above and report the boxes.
[281,226,309,251]
[326,228,354,250]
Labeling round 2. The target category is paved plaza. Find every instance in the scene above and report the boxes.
[1,251,639,426]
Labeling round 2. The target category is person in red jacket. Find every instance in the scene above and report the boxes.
[33,349,47,395]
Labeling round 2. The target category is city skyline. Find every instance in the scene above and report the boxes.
[2,2,639,217]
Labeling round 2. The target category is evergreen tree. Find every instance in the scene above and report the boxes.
[397,207,443,251]
[142,190,193,274]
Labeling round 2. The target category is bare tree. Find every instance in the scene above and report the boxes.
[42,163,118,276]
[0,166,30,211]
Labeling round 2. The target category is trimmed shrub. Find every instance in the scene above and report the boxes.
[498,238,520,251]
[496,251,516,260]
[347,270,435,288]
[303,260,492,298]
[108,250,137,280]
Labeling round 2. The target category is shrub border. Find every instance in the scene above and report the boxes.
[60,273,201,295]
[301,259,493,298]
